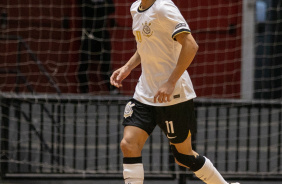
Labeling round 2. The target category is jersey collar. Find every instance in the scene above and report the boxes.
[138,0,156,13]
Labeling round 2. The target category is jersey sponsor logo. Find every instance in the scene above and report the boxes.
[173,94,180,99]
[175,23,186,30]
[124,101,135,118]
[142,21,153,38]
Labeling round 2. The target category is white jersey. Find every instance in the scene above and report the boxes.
[131,0,197,106]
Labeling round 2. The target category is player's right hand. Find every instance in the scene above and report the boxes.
[110,66,130,88]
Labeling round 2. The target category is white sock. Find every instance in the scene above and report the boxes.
[194,157,228,184]
[123,163,144,184]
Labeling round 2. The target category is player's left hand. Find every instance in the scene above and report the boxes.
[154,81,175,103]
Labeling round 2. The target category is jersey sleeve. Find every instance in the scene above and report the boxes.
[157,1,191,41]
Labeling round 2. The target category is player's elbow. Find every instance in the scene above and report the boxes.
[187,41,198,55]
[178,33,199,55]
[192,43,199,53]
[185,34,199,53]
[182,36,199,53]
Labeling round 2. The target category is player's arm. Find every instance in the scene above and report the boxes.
[154,33,198,103]
[168,33,198,85]
[110,50,141,88]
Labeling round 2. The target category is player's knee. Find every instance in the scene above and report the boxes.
[170,145,205,172]
[120,138,141,155]
[120,139,130,153]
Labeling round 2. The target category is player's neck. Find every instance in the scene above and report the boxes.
[140,0,155,10]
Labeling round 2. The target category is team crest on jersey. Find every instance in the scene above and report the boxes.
[124,102,135,118]
[142,21,153,37]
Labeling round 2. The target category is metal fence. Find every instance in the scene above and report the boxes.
[0,93,281,182]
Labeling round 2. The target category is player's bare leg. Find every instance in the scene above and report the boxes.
[120,126,149,184]
[171,134,239,184]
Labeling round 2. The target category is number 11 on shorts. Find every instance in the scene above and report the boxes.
[165,121,175,134]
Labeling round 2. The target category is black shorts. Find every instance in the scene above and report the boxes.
[122,98,197,144]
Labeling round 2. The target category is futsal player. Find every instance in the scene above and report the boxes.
[110,0,240,183]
